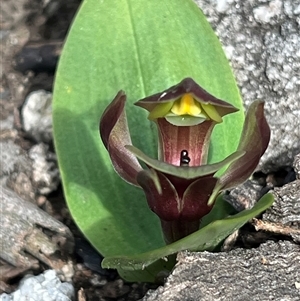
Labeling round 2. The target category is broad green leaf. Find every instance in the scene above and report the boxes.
[102,193,274,282]
[53,0,244,258]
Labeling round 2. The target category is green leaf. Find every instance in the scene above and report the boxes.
[53,0,244,258]
[102,193,274,282]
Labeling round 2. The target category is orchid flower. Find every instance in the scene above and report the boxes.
[99,78,270,244]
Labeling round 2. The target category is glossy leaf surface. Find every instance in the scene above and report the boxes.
[53,0,244,257]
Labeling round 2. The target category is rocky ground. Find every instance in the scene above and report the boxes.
[1,0,299,300]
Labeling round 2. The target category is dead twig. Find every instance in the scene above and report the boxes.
[252,218,300,237]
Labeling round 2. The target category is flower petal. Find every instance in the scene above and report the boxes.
[156,118,215,165]
[136,169,180,221]
[208,100,270,205]
[99,91,142,186]
[135,78,238,117]
[164,115,208,126]
[148,102,174,120]
[181,176,218,220]
[201,103,222,123]
[126,144,244,179]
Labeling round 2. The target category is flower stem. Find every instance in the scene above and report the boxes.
[161,219,200,244]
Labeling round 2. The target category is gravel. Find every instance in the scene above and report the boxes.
[21,90,53,143]
[0,270,75,301]
[28,143,60,195]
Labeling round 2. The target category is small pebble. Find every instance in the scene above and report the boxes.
[21,90,53,143]
[0,294,11,301]
[0,270,75,301]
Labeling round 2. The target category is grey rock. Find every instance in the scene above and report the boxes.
[294,153,300,179]
[29,143,60,195]
[0,294,10,301]
[0,140,31,178]
[0,115,14,130]
[195,0,300,171]
[253,0,282,24]
[0,186,74,269]
[21,90,53,143]
[263,180,300,225]
[1,140,59,197]
[224,179,262,211]
[143,241,300,301]
[262,179,300,243]
[0,270,75,301]
[0,140,35,200]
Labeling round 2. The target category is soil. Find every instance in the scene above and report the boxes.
[0,1,297,300]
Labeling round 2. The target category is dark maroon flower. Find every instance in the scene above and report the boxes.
[99,78,270,243]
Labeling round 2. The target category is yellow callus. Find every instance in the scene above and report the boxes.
[148,93,222,123]
[171,93,202,116]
